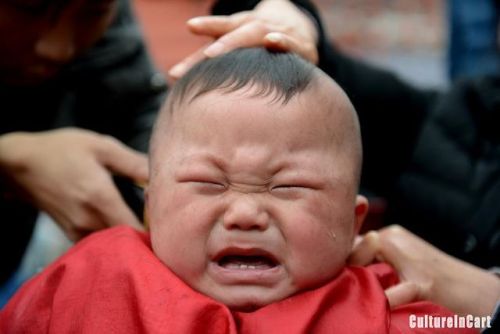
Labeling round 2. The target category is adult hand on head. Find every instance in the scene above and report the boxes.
[169,0,319,79]
[348,225,500,317]
[0,128,147,241]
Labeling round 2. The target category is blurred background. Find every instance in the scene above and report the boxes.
[133,0,447,88]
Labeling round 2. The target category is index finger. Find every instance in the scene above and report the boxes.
[385,282,420,308]
[347,231,381,266]
[96,175,145,231]
[170,13,253,79]
[202,20,275,58]
[98,136,149,184]
[187,12,251,38]
[169,45,209,80]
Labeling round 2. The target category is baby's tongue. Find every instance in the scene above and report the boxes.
[220,255,274,270]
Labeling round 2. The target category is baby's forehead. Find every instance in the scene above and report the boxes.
[158,68,357,153]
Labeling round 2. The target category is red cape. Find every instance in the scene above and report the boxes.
[0,226,477,334]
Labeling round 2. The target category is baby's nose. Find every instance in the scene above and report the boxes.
[222,195,269,231]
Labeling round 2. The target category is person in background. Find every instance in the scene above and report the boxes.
[0,0,161,289]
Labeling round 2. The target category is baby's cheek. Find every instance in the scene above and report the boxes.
[150,222,177,255]
[151,225,206,282]
[285,213,352,285]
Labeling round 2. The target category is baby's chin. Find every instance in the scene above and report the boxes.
[225,301,266,312]
[211,291,288,312]
[197,284,298,312]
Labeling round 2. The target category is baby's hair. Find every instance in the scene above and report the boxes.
[166,47,317,110]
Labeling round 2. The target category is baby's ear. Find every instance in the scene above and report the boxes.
[354,195,369,235]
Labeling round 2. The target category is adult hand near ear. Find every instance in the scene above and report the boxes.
[0,128,147,241]
[169,0,319,79]
[348,225,500,317]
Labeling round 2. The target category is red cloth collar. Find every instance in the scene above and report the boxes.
[1,226,477,333]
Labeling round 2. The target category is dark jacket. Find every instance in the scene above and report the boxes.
[318,35,500,267]
[392,76,500,268]
[0,0,165,151]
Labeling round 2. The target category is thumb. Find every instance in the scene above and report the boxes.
[385,282,420,309]
[348,231,380,266]
[98,137,149,183]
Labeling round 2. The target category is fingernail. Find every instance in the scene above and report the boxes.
[168,63,186,78]
[266,32,283,43]
[187,17,203,26]
[204,42,225,58]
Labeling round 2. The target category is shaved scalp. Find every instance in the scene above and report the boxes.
[151,48,363,186]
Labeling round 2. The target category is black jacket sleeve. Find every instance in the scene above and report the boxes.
[389,76,500,267]
[59,0,167,153]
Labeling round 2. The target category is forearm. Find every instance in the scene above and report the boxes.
[439,254,500,317]
[0,132,29,195]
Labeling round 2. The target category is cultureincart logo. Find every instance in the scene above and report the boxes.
[409,314,492,330]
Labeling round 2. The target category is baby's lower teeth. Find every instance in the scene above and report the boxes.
[225,263,261,269]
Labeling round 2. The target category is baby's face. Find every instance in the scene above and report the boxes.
[148,83,367,311]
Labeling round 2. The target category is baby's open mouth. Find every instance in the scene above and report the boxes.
[210,248,282,284]
[218,255,277,270]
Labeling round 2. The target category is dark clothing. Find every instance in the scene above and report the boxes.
[0,0,164,152]
[392,76,500,268]
[317,38,500,267]
[483,302,500,333]
[0,0,165,285]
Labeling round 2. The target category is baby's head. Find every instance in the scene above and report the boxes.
[147,48,368,311]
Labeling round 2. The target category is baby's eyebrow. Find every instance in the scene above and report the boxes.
[205,155,228,172]
[177,153,228,177]
[179,153,228,171]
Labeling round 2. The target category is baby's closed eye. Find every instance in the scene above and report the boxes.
[270,183,317,200]
[177,171,227,194]
[189,180,226,194]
